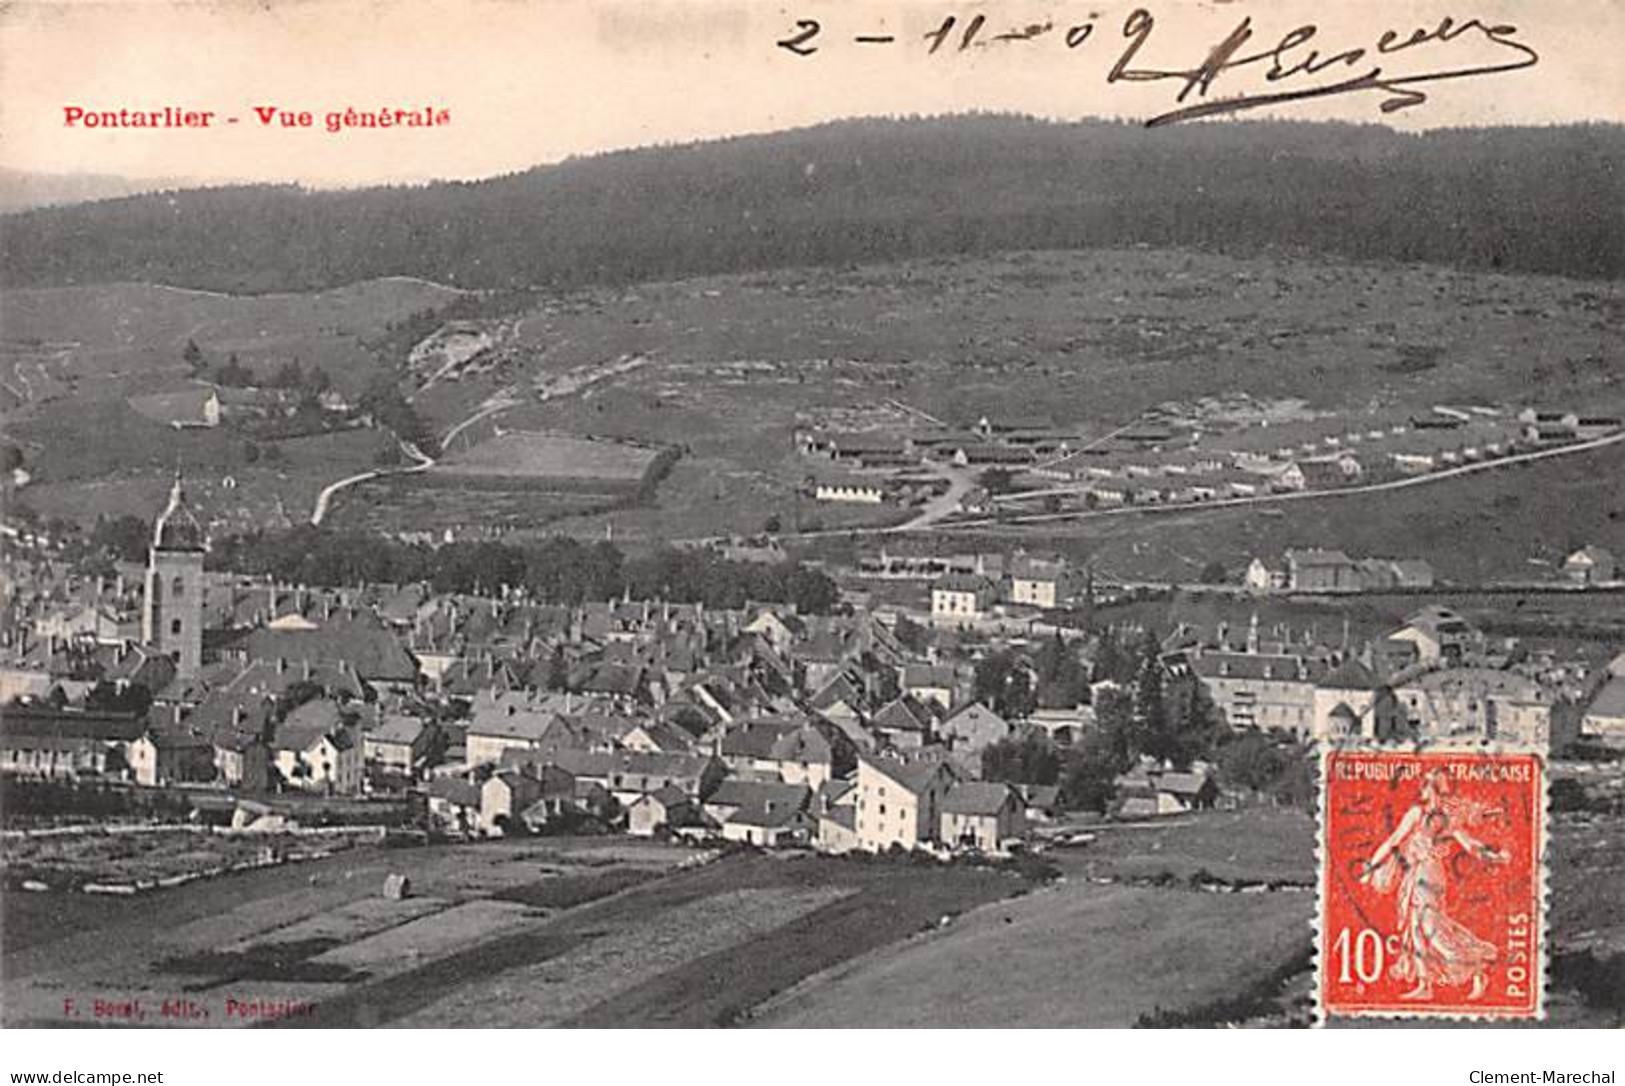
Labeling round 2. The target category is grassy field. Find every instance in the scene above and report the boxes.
[4,806,1619,1028]
[9,249,1619,568]
[390,247,1623,560]
[434,431,659,483]
[755,881,1310,1027]
[0,278,456,530]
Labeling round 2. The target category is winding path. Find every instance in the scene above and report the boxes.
[308,440,434,526]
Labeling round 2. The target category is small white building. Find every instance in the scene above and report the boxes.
[814,482,885,504]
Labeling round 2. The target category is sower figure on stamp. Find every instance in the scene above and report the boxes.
[1359,769,1509,1001]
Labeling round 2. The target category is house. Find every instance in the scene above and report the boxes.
[1191,652,1320,734]
[127,728,216,786]
[0,706,143,780]
[364,714,433,775]
[899,664,958,711]
[424,777,481,835]
[939,781,1026,851]
[1006,554,1074,609]
[518,766,582,829]
[852,755,955,852]
[480,769,543,834]
[1581,675,1625,748]
[743,609,803,656]
[1020,784,1062,823]
[241,614,418,693]
[1392,668,1553,747]
[1114,762,1219,817]
[211,729,271,792]
[717,721,835,789]
[938,702,1012,756]
[1298,455,1362,488]
[1563,546,1617,586]
[930,573,998,626]
[466,697,573,766]
[627,784,699,836]
[547,749,724,806]
[619,720,695,755]
[816,804,862,854]
[1311,660,1403,741]
[868,696,937,749]
[1244,558,1287,594]
[127,386,222,429]
[1285,549,1362,592]
[1387,606,1478,666]
[272,703,361,794]
[719,782,814,847]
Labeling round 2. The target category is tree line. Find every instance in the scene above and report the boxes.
[4,117,1620,293]
[195,527,840,613]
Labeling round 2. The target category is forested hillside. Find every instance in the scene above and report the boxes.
[2,115,1621,293]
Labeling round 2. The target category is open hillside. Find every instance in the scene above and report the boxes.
[2,117,1622,294]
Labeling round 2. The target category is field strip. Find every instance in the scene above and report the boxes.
[217,896,449,954]
[390,886,855,1027]
[308,899,540,974]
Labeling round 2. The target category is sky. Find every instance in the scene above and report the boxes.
[1,0,1622,189]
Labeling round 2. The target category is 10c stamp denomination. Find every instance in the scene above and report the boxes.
[1318,745,1546,1021]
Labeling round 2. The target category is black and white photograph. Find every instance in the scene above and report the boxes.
[0,0,1621,1051]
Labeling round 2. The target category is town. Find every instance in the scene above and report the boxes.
[3,476,1620,864]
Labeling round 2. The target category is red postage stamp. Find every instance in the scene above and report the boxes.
[1317,745,1546,1021]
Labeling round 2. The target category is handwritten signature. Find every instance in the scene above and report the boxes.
[777,9,1541,127]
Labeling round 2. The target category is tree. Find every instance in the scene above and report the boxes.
[90,514,151,563]
[359,377,435,450]
[1197,560,1229,584]
[273,358,305,389]
[1090,631,1135,685]
[786,566,839,615]
[1216,731,1286,794]
[1058,732,1122,814]
[973,650,1036,720]
[1,444,23,473]
[981,733,1060,786]
[1092,686,1135,773]
[1034,632,1089,709]
[182,338,204,372]
[892,614,929,654]
[1129,631,1172,761]
[216,352,254,386]
[242,441,261,464]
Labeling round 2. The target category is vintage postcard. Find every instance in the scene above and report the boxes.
[0,0,1621,1033]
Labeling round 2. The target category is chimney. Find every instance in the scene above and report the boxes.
[277,657,287,675]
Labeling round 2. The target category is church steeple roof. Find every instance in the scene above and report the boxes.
[153,473,206,551]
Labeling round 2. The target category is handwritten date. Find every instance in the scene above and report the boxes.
[777,8,1540,127]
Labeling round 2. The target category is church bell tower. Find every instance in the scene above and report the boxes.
[144,474,206,678]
